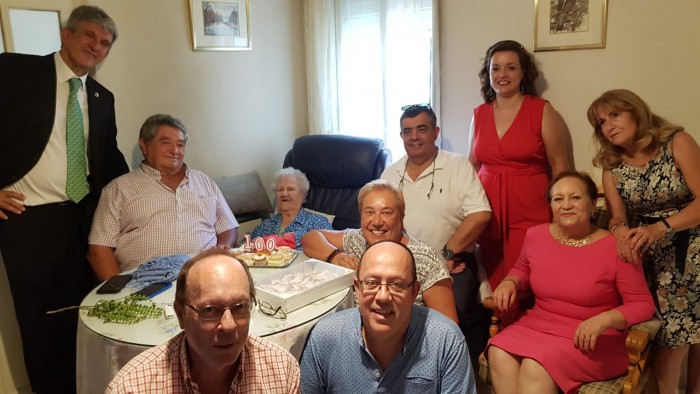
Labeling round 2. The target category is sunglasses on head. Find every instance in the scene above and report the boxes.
[401,103,432,111]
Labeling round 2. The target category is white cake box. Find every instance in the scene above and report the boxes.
[254,259,355,314]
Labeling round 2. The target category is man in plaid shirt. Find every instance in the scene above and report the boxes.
[107,249,300,393]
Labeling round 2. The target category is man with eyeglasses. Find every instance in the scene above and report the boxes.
[381,104,492,365]
[300,240,476,393]
[301,179,458,323]
[107,248,300,393]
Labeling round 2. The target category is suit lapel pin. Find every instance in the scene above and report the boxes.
[94,92,100,98]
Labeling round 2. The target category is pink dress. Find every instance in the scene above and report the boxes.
[487,224,655,393]
[473,95,552,289]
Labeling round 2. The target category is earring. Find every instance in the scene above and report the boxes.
[520,84,525,94]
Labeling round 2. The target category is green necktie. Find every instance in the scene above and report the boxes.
[66,77,89,202]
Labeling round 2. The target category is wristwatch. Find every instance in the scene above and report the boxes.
[660,218,676,239]
[442,245,455,260]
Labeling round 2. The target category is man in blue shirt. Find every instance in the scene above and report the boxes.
[300,240,476,393]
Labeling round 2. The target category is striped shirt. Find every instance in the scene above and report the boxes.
[89,163,238,271]
[107,332,300,393]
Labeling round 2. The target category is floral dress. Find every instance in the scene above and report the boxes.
[342,229,451,307]
[612,136,700,347]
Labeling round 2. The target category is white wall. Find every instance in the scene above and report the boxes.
[0,257,31,394]
[0,1,306,392]
[89,0,307,190]
[2,1,699,392]
[440,0,700,181]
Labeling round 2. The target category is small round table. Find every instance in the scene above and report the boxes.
[76,254,353,393]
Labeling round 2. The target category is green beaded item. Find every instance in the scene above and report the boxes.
[87,294,163,324]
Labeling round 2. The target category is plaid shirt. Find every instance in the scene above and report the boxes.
[89,163,239,271]
[106,332,300,393]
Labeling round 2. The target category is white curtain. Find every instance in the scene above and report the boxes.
[303,0,340,134]
[304,0,439,157]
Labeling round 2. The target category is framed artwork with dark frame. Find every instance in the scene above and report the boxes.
[534,0,608,52]
[189,0,251,51]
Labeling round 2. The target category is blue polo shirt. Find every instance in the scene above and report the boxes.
[300,305,476,393]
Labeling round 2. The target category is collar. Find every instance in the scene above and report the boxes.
[180,333,248,393]
[356,306,416,358]
[293,208,311,223]
[178,333,194,390]
[274,208,306,225]
[139,162,190,179]
[54,52,88,87]
[396,149,446,181]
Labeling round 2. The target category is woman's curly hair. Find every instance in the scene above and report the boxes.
[478,40,539,103]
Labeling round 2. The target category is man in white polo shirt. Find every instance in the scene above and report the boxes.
[381,104,491,364]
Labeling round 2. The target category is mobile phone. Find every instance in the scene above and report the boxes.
[96,274,133,294]
[134,282,172,299]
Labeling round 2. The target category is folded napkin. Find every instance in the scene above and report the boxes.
[262,232,297,249]
[126,254,190,289]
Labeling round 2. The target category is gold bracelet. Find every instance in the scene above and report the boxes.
[609,222,627,234]
[656,222,666,237]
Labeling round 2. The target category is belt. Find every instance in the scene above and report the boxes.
[639,216,688,274]
[23,200,77,210]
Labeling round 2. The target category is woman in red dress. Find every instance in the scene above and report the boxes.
[469,40,574,290]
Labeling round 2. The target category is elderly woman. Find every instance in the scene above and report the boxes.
[487,172,654,393]
[301,179,458,323]
[250,167,331,250]
[589,89,700,393]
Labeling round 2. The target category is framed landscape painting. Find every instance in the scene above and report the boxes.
[189,0,251,51]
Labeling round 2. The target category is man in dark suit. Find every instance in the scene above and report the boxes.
[0,6,128,393]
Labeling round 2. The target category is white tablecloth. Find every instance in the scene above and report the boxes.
[76,255,353,393]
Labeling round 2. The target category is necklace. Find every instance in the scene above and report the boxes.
[556,229,591,247]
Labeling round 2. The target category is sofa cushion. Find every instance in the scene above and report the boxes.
[212,171,273,222]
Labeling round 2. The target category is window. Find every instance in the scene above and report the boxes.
[304,0,436,161]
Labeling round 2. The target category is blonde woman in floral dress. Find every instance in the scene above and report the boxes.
[589,89,700,394]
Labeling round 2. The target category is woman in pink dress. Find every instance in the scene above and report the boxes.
[487,172,655,393]
[469,40,574,290]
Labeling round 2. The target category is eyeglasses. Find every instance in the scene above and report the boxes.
[401,103,432,111]
[257,300,287,320]
[185,302,253,321]
[397,150,437,199]
[359,279,415,295]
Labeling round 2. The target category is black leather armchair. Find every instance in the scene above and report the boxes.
[283,134,392,230]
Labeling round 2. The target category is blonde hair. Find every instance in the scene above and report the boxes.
[357,179,406,219]
[588,89,683,170]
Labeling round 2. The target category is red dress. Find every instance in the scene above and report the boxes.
[487,224,655,393]
[473,95,552,288]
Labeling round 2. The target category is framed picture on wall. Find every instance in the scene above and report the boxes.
[534,0,608,52]
[189,0,251,51]
[8,8,61,55]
